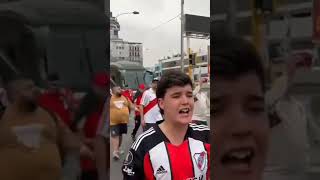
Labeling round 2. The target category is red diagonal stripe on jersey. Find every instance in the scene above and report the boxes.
[144,98,158,114]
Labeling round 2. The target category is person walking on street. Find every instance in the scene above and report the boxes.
[38,73,73,127]
[263,53,310,180]
[95,96,110,180]
[110,85,133,160]
[72,72,109,180]
[131,84,146,140]
[122,70,210,180]
[0,75,80,180]
[140,78,163,131]
[192,80,210,125]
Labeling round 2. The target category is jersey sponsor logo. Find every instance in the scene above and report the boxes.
[114,100,125,109]
[123,166,135,176]
[12,124,44,149]
[185,175,204,180]
[156,165,168,175]
[194,151,207,171]
[124,151,133,165]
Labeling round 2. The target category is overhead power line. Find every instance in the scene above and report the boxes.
[149,13,181,32]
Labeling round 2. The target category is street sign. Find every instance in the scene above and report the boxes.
[185,14,210,37]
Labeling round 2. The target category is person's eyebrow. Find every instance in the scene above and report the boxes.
[246,94,265,103]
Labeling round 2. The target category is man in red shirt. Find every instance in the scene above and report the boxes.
[122,89,133,103]
[131,84,145,141]
[72,72,109,180]
[38,73,72,127]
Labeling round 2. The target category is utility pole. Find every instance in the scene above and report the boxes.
[252,0,263,55]
[283,9,291,58]
[252,0,273,69]
[180,0,185,72]
[208,45,210,79]
[227,0,237,35]
[187,39,193,81]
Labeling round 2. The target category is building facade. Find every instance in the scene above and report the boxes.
[110,12,143,65]
[211,0,313,64]
[157,52,209,82]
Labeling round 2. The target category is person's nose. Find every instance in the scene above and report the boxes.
[227,105,253,139]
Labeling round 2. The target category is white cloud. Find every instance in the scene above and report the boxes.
[111,0,210,67]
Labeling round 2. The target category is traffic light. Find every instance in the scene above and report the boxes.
[189,53,196,65]
[255,0,273,14]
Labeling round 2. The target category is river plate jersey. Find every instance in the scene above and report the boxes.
[122,123,210,180]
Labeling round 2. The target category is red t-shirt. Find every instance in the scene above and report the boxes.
[122,90,133,103]
[38,91,72,127]
[135,95,143,116]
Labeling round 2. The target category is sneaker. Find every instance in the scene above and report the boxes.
[113,151,120,160]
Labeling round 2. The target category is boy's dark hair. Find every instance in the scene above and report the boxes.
[71,89,105,131]
[212,33,265,92]
[156,70,193,114]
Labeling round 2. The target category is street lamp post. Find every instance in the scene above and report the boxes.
[115,11,139,19]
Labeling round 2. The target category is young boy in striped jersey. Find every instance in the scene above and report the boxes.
[122,70,210,180]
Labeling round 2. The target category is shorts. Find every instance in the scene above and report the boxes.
[110,124,127,137]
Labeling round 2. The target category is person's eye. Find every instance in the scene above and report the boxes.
[248,105,265,113]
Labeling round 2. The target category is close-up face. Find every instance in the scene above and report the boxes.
[158,84,194,125]
[112,86,121,95]
[16,79,41,104]
[212,73,269,180]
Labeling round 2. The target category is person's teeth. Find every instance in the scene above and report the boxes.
[229,150,252,159]
[181,108,189,113]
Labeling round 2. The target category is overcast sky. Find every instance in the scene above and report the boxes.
[110,0,210,67]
